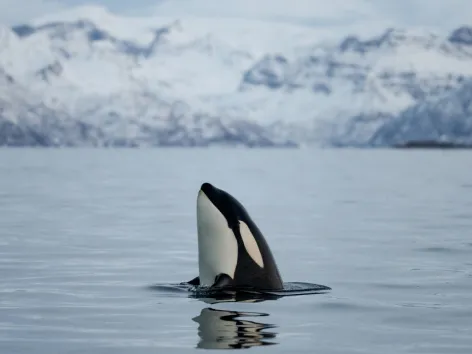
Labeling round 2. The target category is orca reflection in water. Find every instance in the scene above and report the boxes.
[187,182,284,290]
[192,307,277,349]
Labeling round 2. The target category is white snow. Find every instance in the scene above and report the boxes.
[1,5,472,146]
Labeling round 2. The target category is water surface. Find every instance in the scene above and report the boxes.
[0,149,471,353]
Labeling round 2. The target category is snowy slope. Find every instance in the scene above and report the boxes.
[237,27,472,125]
[369,78,472,147]
[0,65,104,147]
[1,6,472,147]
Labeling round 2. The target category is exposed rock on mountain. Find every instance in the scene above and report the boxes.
[0,8,471,147]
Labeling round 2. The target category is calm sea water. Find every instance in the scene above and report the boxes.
[1,148,471,353]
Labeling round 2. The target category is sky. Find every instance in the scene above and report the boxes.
[0,0,471,31]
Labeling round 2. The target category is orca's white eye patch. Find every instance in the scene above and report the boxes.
[239,221,264,268]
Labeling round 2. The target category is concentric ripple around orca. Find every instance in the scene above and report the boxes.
[148,282,331,302]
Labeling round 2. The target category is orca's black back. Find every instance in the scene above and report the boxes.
[221,190,284,291]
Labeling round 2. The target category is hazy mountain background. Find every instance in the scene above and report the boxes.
[1,1,471,147]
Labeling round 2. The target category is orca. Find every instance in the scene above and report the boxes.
[187,182,284,290]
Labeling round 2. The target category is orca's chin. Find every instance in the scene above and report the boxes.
[196,186,238,287]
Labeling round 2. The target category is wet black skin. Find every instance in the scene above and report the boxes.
[188,182,284,291]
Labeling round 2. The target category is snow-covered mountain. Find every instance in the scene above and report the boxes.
[1,6,472,147]
[369,78,472,147]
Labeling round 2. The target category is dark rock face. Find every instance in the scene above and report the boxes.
[0,118,49,147]
[449,26,472,46]
[369,80,472,147]
[242,55,288,89]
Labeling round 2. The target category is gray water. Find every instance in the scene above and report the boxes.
[1,149,471,353]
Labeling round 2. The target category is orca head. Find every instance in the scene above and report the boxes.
[199,183,240,228]
[196,182,266,287]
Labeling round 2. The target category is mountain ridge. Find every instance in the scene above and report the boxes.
[1,7,471,147]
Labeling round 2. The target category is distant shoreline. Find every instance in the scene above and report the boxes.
[394,141,472,149]
[1,141,471,149]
